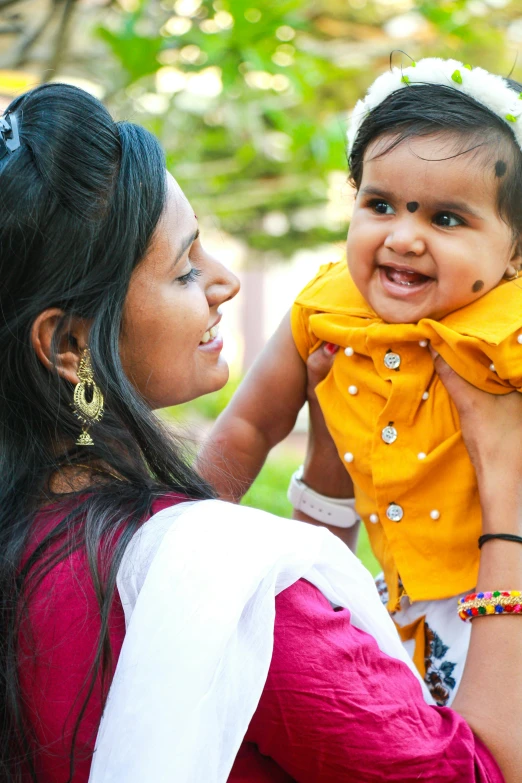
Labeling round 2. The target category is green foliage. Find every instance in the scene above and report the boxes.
[97,23,163,83]
[93,0,359,256]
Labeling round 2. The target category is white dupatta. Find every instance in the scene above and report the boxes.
[89,499,430,783]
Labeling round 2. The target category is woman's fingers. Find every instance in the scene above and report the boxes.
[432,349,522,492]
[431,352,482,418]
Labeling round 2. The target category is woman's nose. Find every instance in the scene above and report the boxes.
[384,220,426,257]
[206,257,240,307]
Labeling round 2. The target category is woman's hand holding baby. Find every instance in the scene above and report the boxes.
[435,349,522,781]
[432,350,522,539]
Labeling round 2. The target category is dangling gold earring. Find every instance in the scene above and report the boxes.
[504,269,520,281]
[72,348,104,446]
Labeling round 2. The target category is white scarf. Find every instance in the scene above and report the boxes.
[89,500,431,783]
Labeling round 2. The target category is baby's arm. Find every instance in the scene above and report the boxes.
[196,311,307,502]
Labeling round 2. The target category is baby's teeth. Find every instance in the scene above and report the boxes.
[209,325,219,338]
[200,331,211,344]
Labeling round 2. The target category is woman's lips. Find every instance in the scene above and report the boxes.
[198,335,223,353]
[378,265,434,298]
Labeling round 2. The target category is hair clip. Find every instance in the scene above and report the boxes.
[0,113,21,160]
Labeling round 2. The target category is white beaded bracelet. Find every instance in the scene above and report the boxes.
[287,466,360,529]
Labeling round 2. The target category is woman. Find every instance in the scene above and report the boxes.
[0,83,520,783]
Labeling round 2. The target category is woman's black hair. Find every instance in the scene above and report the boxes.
[0,83,215,781]
[349,79,522,240]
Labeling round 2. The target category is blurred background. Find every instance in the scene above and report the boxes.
[1,0,521,569]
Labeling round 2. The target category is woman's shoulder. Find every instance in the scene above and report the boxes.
[23,491,188,590]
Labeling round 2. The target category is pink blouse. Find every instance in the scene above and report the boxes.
[19,501,503,782]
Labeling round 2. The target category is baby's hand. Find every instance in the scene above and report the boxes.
[303,342,353,496]
[298,341,357,545]
[306,343,338,403]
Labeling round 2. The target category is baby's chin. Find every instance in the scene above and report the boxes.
[368,294,438,325]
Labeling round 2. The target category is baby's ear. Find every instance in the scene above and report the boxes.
[504,237,522,278]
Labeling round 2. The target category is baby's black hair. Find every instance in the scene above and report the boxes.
[349,80,522,241]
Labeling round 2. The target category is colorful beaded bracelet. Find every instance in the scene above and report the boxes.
[458,590,522,621]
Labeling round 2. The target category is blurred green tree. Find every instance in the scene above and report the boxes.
[1,0,520,255]
[96,0,355,255]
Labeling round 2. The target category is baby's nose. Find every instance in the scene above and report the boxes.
[384,226,426,257]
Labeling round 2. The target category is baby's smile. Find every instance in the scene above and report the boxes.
[378,262,434,294]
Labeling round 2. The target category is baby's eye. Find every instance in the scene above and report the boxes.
[369,199,394,215]
[434,212,463,228]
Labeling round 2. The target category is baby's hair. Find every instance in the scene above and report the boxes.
[349,81,522,242]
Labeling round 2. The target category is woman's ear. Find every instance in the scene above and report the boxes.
[31,309,91,385]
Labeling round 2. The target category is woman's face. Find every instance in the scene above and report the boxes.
[120,173,240,409]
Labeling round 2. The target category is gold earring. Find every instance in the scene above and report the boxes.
[72,348,104,446]
[504,269,520,281]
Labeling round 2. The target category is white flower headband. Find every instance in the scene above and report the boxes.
[347,57,522,154]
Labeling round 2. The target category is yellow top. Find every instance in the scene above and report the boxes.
[291,261,522,609]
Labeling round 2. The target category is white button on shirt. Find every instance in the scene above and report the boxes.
[381,425,397,444]
[384,352,401,370]
[386,504,403,522]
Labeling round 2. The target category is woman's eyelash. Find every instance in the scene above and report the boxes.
[176,266,202,285]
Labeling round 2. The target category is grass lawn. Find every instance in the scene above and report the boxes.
[242,448,380,577]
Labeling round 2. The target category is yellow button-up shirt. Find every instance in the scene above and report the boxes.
[291,261,522,609]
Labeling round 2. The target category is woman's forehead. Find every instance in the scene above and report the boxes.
[142,174,196,266]
[165,173,195,226]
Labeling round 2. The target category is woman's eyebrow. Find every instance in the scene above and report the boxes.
[172,228,200,269]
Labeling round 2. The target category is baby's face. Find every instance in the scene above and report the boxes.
[347,133,521,323]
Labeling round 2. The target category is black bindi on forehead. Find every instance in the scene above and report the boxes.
[406,202,419,213]
[495,160,507,178]
[472,279,484,293]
